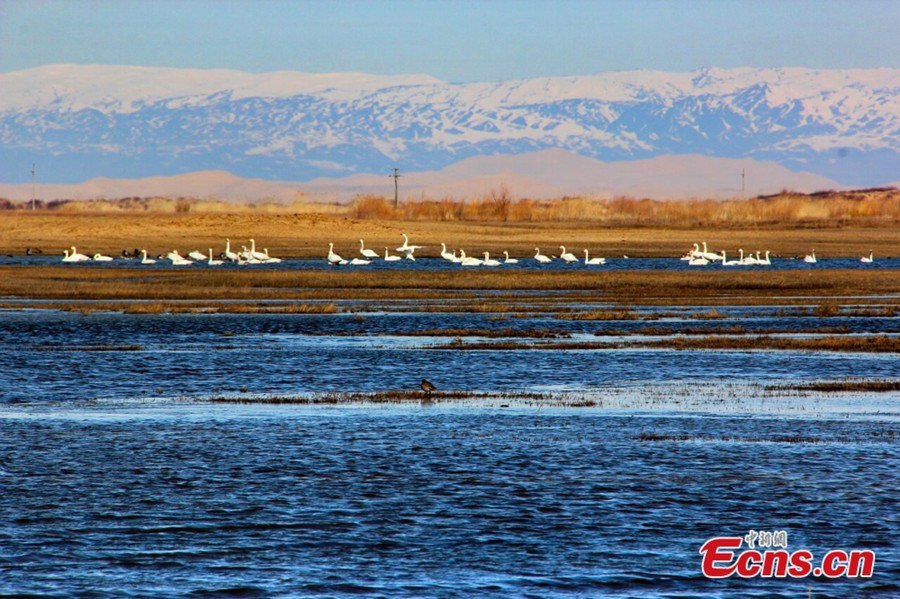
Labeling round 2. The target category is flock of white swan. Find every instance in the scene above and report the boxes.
[58,234,878,267]
[326,234,608,267]
[61,238,282,265]
[679,242,876,266]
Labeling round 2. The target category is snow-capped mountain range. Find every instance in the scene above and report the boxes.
[1,64,897,187]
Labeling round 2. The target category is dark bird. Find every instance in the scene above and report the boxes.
[420,379,437,393]
[25,247,42,255]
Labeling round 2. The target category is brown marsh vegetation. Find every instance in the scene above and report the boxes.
[1,266,898,306]
[431,335,899,353]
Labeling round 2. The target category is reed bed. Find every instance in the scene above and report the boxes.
[346,189,900,227]
[433,334,900,352]
[591,325,853,337]
[767,381,900,393]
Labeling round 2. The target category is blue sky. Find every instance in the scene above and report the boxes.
[1,0,897,81]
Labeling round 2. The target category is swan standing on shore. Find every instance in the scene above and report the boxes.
[534,248,552,263]
[359,239,379,259]
[860,251,874,263]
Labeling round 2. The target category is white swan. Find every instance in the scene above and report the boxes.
[262,249,282,263]
[440,242,455,261]
[559,246,578,263]
[62,249,79,263]
[583,249,606,265]
[402,248,416,261]
[384,247,402,261]
[327,243,345,265]
[92,253,114,262]
[359,239,379,259]
[248,239,269,262]
[140,250,156,264]
[503,251,518,264]
[860,251,874,263]
[701,242,724,261]
[737,249,756,265]
[167,250,193,266]
[188,250,207,261]
[481,252,501,266]
[69,246,90,261]
[803,250,817,263]
[224,239,239,262]
[681,243,701,260]
[688,256,709,266]
[350,257,371,265]
[397,233,422,252]
[207,248,224,266]
[240,246,261,264]
[721,251,741,266]
[459,250,482,266]
[534,248,552,263]
[758,250,772,265]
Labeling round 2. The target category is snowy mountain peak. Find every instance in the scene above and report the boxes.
[0,64,897,186]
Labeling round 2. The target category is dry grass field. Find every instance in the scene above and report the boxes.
[1,189,898,259]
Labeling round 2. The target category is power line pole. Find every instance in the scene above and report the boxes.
[390,167,401,209]
[741,168,745,199]
[31,164,36,211]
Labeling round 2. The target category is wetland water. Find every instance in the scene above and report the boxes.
[1,288,898,596]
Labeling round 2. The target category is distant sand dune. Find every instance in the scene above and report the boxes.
[0,150,842,203]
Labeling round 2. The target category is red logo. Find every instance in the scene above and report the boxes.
[700,532,874,579]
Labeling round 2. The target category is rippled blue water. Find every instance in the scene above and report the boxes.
[1,306,899,403]
[2,254,899,272]
[1,407,897,598]
[1,302,897,596]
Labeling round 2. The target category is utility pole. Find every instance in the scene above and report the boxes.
[31,164,36,210]
[390,167,401,209]
[741,168,746,199]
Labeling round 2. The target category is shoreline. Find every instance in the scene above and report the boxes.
[1,211,899,258]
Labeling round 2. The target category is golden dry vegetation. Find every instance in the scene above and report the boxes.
[1,188,898,258]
